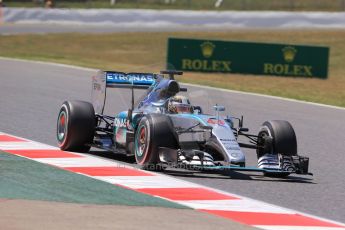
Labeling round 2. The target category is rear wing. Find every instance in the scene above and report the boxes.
[106,71,155,89]
[91,70,156,114]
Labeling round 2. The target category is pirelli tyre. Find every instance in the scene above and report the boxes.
[134,114,178,171]
[257,120,297,177]
[257,120,297,157]
[57,100,95,152]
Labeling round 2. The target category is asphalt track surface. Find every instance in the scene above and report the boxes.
[0,23,211,35]
[0,58,344,223]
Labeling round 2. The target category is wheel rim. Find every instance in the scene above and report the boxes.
[57,111,67,142]
[257,129,272,157]
[136,125,147,157]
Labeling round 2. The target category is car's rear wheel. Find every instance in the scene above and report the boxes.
[257,120,297,178]
[57,100,95,152]
[134,114,178,171]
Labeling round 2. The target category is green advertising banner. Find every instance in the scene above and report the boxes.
[167,38,329,79]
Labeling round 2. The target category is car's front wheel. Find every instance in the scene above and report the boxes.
[134,114,178,171]
[57,100,95,152]
[257,120,297,177]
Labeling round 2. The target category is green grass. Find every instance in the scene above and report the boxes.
[0,30,344,107]
[4,0,345,11]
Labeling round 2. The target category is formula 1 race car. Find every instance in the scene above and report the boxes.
[56,70,311,177]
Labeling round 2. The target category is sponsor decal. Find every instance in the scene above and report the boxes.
[263,63,313,77]
[224,145,241,151]
[207,118,225,126]
[180,41,232,72]
[106,72,154,85]
[168,38,328,78]
[220,138,241,152]
[182,59,231,72]
[114,117,128,128]
[282,46,297,62]
[220,138,236,142]
[263,46,313,77]
[201,41,216,58]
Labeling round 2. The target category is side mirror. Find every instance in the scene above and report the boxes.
[239,127,249,132]
[213,105,225,112]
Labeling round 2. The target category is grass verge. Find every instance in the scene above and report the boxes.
[0,30,344,107]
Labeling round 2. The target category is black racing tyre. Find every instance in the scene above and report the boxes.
[257,120,297,157]
[257,120,297,178]
[57,100,95,152]
[134,114,178,171]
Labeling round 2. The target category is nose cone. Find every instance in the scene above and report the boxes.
[211,124,246,165]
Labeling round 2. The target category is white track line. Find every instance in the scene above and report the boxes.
[255,226,345,230]
[0,141,57,150]
[35,156,122,167]
[178,199,296,214]
[93,175,201,189]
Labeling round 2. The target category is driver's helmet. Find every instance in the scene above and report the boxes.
[168,95,193,114]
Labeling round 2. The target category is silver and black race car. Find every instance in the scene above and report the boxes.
[57,70,311,177]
